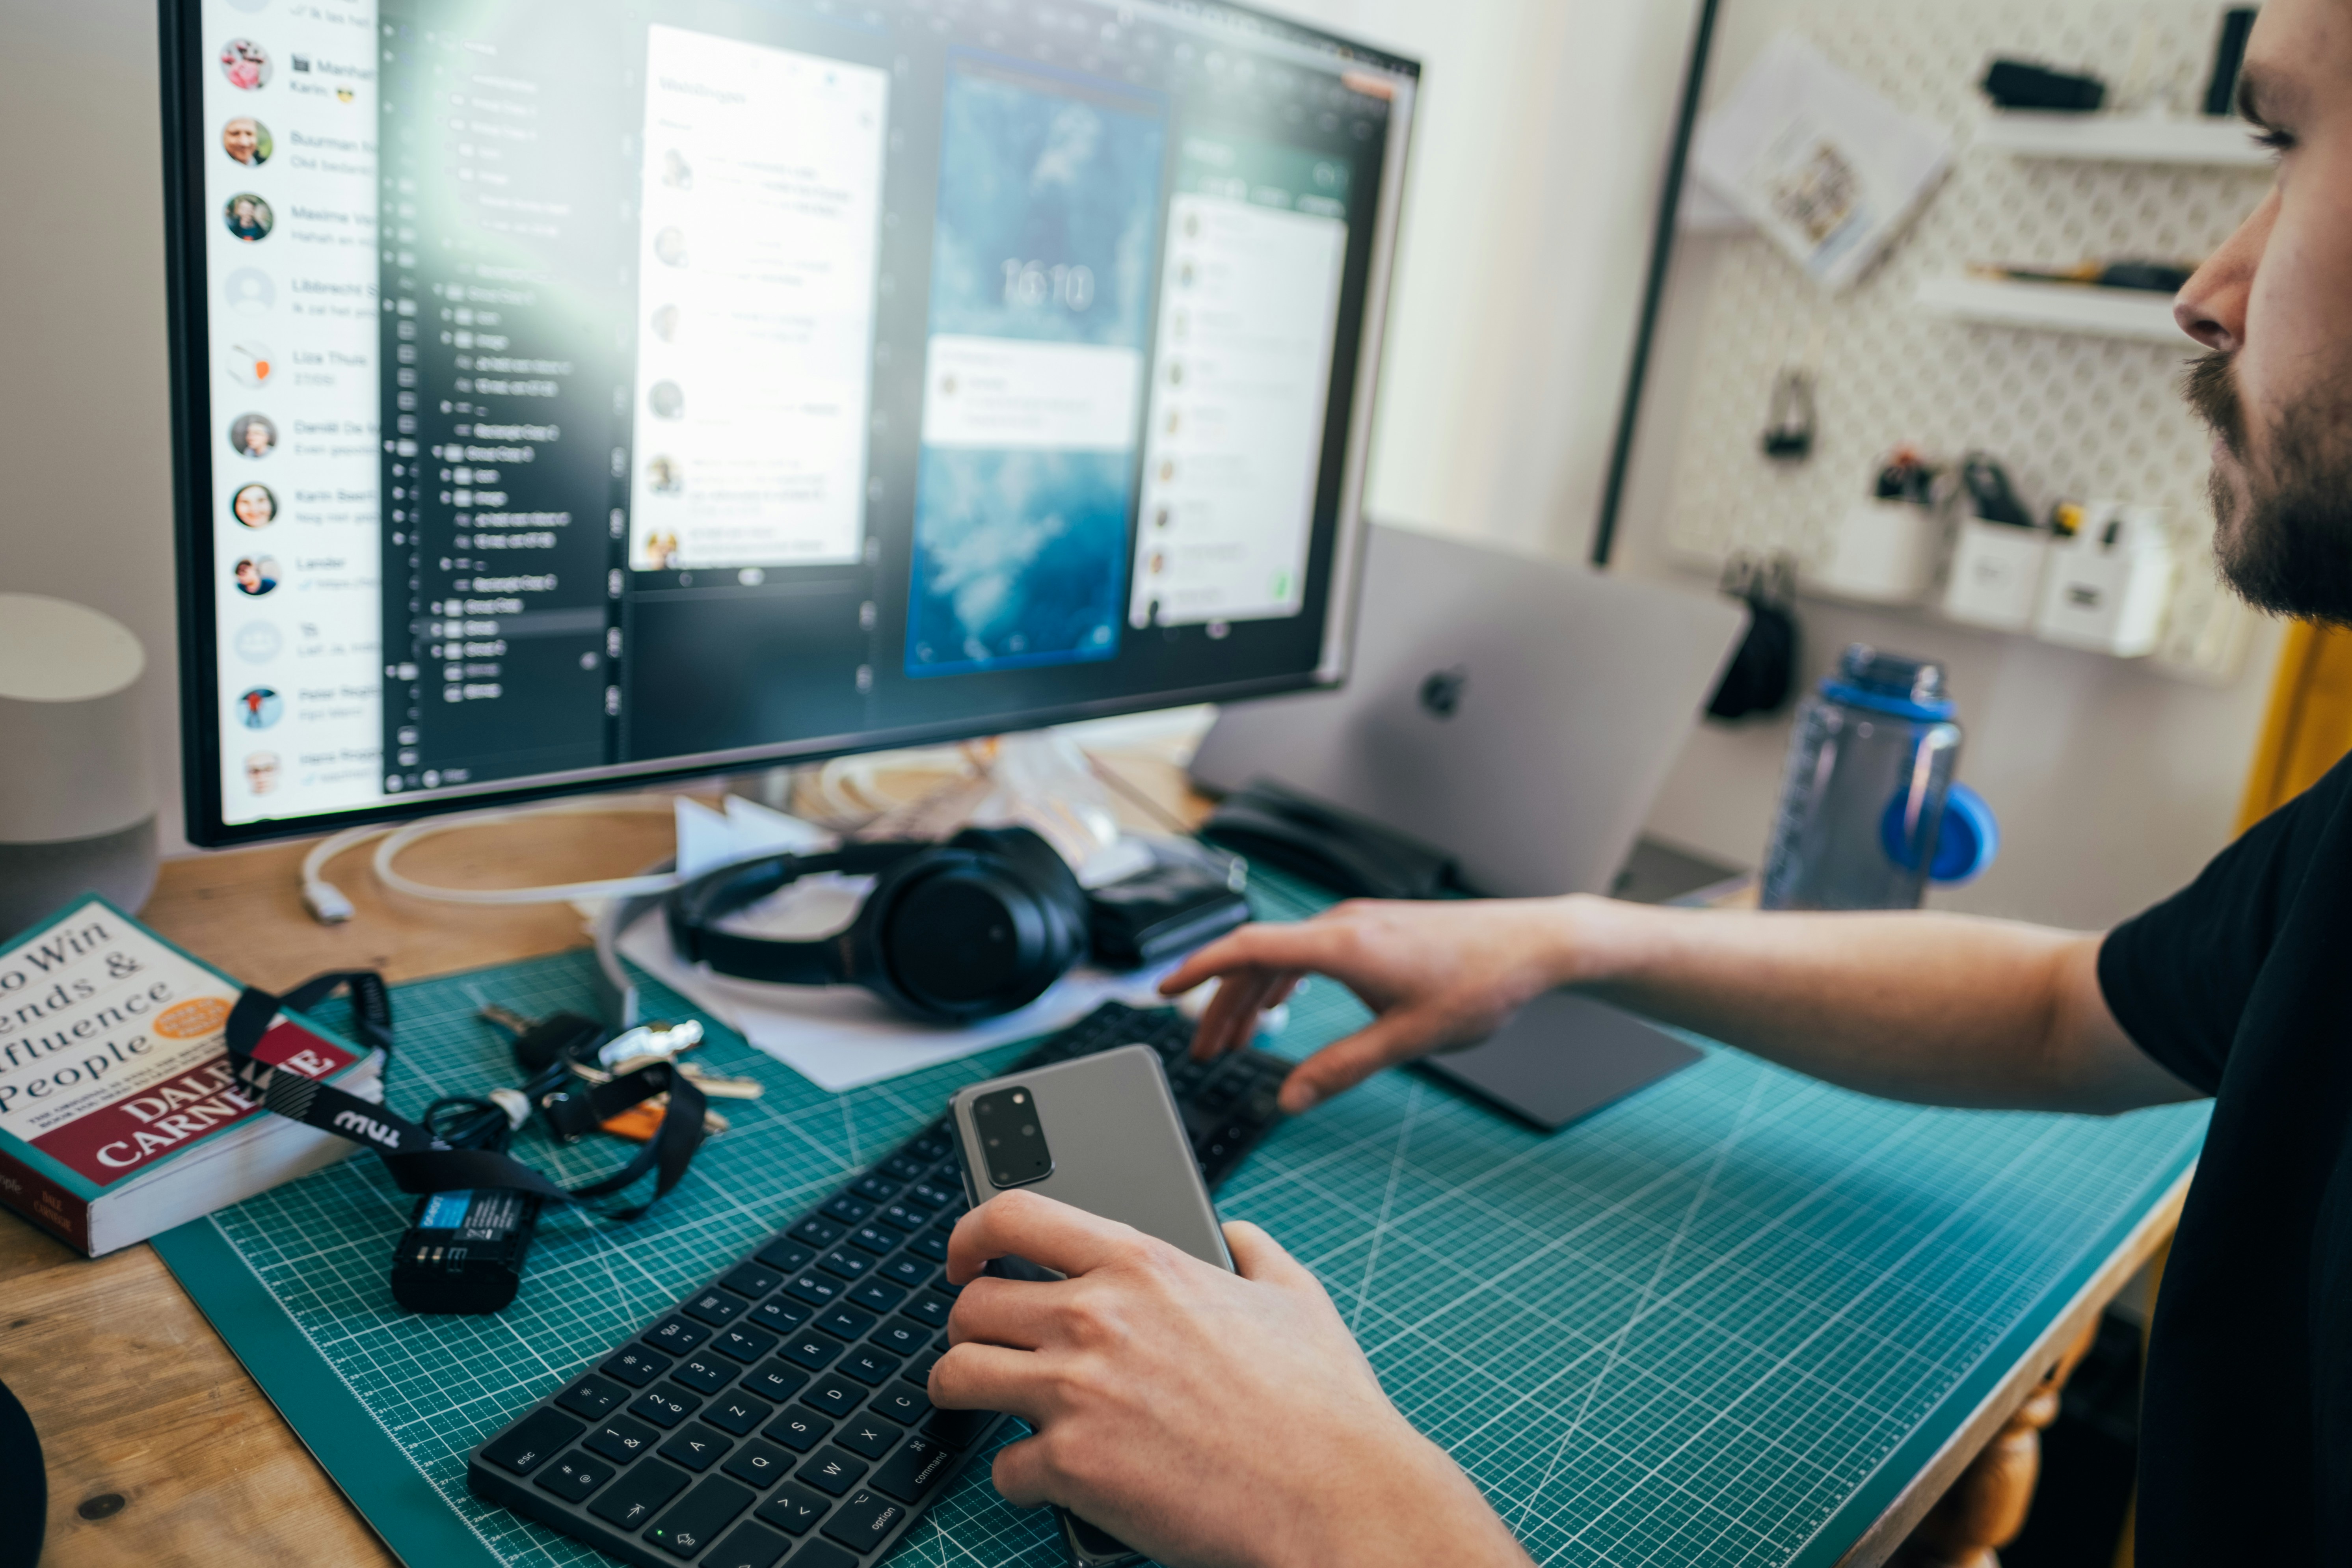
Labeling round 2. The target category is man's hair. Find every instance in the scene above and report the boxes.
[2186,350,2352,627]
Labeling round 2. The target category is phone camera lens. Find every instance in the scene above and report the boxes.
[972,1084,1051,1188]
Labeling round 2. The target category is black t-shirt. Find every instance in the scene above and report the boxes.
[2099,750,2352,1563]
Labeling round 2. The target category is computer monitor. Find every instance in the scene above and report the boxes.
[163,0,1416,846]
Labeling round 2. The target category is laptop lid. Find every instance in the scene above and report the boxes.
[1189,524,1746,897]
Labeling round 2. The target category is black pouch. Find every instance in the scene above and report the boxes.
[1087,840,1252,968]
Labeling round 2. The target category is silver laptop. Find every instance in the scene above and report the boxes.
[1190,523,1746,898]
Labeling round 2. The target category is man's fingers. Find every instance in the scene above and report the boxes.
[947,1189,1139,1285]
[1221,1219,1318,1293]
[990,1432,1055,1509]
[1159,920,1358,998]
[928,1341,1052,1425]
[947,1275,1065,1349]
[1186,971,1264,1060]
[1278,1012,1440,1112]
[1191,967,1299,1059]
[1195,968,1286,1058]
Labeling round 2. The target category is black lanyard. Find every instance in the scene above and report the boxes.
[224,971,707,1220]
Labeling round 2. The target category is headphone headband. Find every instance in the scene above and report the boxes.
[661,827,1093,1022]
[665,841,930,984]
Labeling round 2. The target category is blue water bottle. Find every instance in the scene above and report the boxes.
[1759,645,1998,911]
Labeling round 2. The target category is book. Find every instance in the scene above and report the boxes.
[0,896,384,1256]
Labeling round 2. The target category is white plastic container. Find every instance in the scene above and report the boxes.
[1943,517,2050,632]
[2033,503,2178,657]
[1812,498,1943,606]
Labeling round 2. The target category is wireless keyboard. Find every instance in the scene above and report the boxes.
[467,1002,1290,1568]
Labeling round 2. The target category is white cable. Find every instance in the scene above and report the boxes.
[299,795,690,924]
[300,823,392,924]
[369,795,688,906]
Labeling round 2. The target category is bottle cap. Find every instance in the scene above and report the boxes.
[1822,644,1957,722]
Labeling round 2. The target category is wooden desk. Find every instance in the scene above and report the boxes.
[0,755,1206,1566]
[0,755,2162,1567]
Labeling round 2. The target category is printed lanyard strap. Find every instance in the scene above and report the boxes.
[224,971,707,1219]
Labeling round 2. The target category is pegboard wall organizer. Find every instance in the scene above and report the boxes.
[1658,0,2270,684]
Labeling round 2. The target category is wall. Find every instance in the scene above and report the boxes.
[1611,0,2287,932]
[1278,0,1701,555]
[0,2,184,850]
[0,0,1703,859]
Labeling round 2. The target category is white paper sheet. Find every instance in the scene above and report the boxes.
[619,915,1175,1092]
[627,794,1176,1092]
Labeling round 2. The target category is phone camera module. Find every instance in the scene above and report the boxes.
[973,1084,1053,1189]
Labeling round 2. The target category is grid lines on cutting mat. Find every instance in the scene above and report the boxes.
[194,869,2204,1566]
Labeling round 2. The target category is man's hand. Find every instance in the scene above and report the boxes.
[928,1189,1530,1568]
[1159,898,1578,1112]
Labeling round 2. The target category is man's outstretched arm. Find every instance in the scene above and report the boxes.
[1162,897,2203,1116]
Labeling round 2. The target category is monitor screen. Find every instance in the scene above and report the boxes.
[165,0,1416,844]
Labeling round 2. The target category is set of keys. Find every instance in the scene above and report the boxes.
[476,1005,765,1141]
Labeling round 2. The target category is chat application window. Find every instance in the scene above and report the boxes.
[1129,134,1350,631]
[904,63,1168,677]
[627,26,890,573]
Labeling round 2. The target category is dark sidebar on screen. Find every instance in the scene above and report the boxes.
[377,4,625,793]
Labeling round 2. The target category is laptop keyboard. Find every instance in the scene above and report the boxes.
[466,1002,1290,1568]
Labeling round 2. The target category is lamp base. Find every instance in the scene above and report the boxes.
[0,815,158,938]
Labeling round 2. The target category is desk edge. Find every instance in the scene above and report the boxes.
[1831,1164,2192,1568]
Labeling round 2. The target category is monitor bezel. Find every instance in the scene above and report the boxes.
[162,0,1419,848]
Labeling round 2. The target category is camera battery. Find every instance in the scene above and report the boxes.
[389,1188,541,1314]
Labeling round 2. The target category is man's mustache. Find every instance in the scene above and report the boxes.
[2185,350,2247,461]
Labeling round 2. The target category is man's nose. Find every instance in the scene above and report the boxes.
[2174,185,2275,353]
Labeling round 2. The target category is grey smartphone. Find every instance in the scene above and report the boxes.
[949,1043,1232,1567]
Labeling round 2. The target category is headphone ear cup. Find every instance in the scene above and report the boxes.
[864,847,1085,1023]
[949,826,1092,958]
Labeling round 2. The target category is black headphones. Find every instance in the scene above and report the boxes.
[663,826,1092,1025]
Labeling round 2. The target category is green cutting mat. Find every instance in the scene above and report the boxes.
[155,872,2207,1568]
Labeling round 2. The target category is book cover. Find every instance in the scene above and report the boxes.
[0,895,382,1255]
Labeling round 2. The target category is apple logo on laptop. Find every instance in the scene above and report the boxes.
[1418,666,1468,719]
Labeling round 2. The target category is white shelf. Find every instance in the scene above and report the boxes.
[1915,275,2191,344]
[1974,111,2271,167]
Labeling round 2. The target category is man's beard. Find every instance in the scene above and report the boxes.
[2184,350,2352,625]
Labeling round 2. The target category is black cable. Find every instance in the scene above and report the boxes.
[422,1094,515,1153]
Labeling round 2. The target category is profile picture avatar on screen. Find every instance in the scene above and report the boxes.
[233,483,276,529]
[229,413,276,459]
[219,38,270,91]
[224,193,273,242]
[222,116,272,167]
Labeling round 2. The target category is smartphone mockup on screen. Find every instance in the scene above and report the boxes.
[949,1044,1232,1566]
